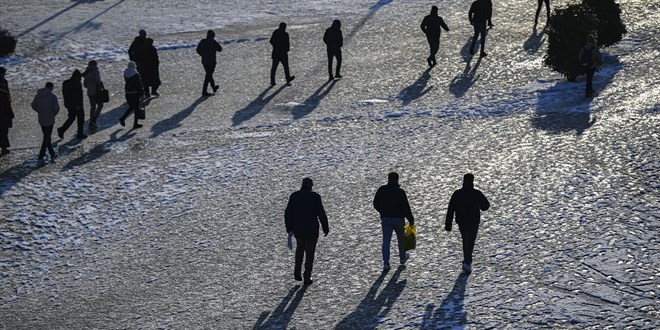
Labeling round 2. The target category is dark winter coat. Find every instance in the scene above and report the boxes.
[128,36,147,62]
[373,182,415,223]
[124,74,143,95]
[578,42,602,70]
[270,28,290,60]
[31,88,60,126]
[421,13,450,38]
[62,74,83,113]
[469,0,493,26]
[285,186,329,239]
[196,38,223,65]
[445,183,490,230]
[0,78,13,129]
[323,23,343,51]
[142,45,161,87]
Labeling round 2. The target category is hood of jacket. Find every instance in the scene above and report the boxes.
[36,88,53,98]
[124,61,138,78]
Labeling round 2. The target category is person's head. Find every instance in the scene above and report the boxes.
[207,30,215,39]
[388,172,399,184]
[302,177,313,189]
[45,82,54,90]
[279,22,287,31]
[88,60,97,67]
[146,38,154,46]
[431,5,438,16]
[463,173,474,188]
[139,29,147,38]
[587,34,596,44]
[71,69,82,80]
[127,61,136,70]
[332,19,341,29]
[0,67,5,78]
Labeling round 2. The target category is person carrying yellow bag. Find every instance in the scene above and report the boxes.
[373,172,416,271]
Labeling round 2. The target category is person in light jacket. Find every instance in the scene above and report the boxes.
[82,60,104,129]
[31,82,60,160]
[0,67,14,155]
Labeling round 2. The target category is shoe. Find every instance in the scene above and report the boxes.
[270,82,276,86]
[57,127,64,139]
[427,58,433,67]
[303,279,313,286]
[400,253,410,265]
[212,85,219,93]
[1,148,9,155]
[119,117,125,127]
[431,60,437,67]
[38,155,45,160]
[202,92,213,97]
[133,124,143,129]
[151,91,160,97]
[480,52,488,57]
[383,264,391,271]
[286,76,295,85]
[328,75,334,81]
[50,153,57,161]
[335,74,342,79]
[89,122,97,130]
[462,262,472,273]
[76,134,88,139]
[294,274,302,281]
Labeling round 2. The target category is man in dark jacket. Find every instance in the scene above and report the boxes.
[270,22,295,86]
[128,29,148,95]
[285,178,329,286]
[0,67,13,155]
[323,20,343,81]
[373,172,415,271]
[196,30,223,96]
[57,69,86,140]
[468,0,494,57]
[421,6,450,68]
[445,173,490,274]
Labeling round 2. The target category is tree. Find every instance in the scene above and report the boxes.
[0,28,17,58]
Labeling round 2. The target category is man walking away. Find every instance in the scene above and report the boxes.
[57,69,87,140]
[142,38,161,96]
[31,82,60,161]
[578,35,601,98]
[196,30,223,97]
[373,172,415,271]
[270,22,295,86]
[119,61,145,129]
[323,20,343,81]
[82,60,104,130]
[535,0,550,27]
[0,67,14,155]
[421,5,450,68]
[445,173,490,274]
[128,29,148,96]
[468,0,493,57]
[285,178,329,286]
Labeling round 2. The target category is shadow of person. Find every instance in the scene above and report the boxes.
[531,112,597,135]
[291,80,337,119]
[420,272,469,329]
[523,25,546,55]
[335,266,407,329]
[150,96,208,138]
[89,102,129,135]
[0,157,48,197]
[397,68,433,106]
[62,129,135,170]
[449,56,482,98]
[232,85,287,126]
[252,285,306,330]
[345,0,394,42]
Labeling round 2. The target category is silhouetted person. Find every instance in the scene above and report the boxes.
[142,38,161,96]
[82,60,104,129]
[57,69,87,140]
[31,82,60,161]
[445,173,490,274]
[128,30,148,96]
[373,172,415,271]
[534,0,550,26]
[469,0,493,57]
[323,20,343,81]
[119,61,144,129]
[579,35,601,98]
[196,30,222,97]
[421,6,450,68]
[285,178,329,286]
[270,22,295,86]
[0,67,13,155]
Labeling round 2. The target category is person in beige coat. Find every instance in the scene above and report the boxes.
[31,82,60,160]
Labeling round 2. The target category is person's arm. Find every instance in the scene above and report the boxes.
[468,4,475,25]
[402,190,415,225]
[196,40,203,56]
[52,95,60,116]
[216,41,223,53]
[323,29,329,45]
[31,95,38,112]
[285,194,294,233]
[487,1,493,26]
[445,192,456,231]
[373,187,382,214]
[318,196,329,236]
[420,17,428,34]
[479,191,490,211]
[285,34,290,53]
[338,30,343,48]
[440,17,450,31]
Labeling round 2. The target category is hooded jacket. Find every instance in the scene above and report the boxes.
[196,34,223,66]
[323,21,343,51]
[445,182,490,230]
[31,88,60,126]
[373,182,415,223]
[83,66,102,96]
[285,186,329,239]
[578,42,602,70]
[62,70,83,111]
[270,27,290,60]
[421,7,450,38]
[124,62,144,95]
[469,0,493,26]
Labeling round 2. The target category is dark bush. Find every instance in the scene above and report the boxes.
[583,0,627,47]
[0,28,17,57]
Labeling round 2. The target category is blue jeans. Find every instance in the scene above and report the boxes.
[381,217,405,266]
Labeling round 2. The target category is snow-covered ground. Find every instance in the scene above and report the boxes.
[1,0,658,329]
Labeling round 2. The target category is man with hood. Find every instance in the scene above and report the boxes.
[445,173,490,274]
[270,22,295,86]
[373,172,415,271]
[82,60,104,129]
[578,35,602,97]
[57,69,86,140]
[119,61,144,129]
[421,6,450,68]
[196,30,223,97]
[285,177,329,286]
[0,67,14,155]
[31,82,60,161]
[468,0,494,57]
[323,20,343,81]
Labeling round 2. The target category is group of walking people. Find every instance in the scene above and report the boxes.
[285,172,490,286]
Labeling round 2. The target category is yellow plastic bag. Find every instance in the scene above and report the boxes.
[403,224,417,251]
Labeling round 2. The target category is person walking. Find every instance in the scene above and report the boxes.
[128,29,148,95]
[468,0,494,57]
[0,67,14,155]
[57,69,87,140]
[119,62,144,129]
[534,0,550,26]
[578,35,602,98]
[373,172,415,271]
[82,60,104,129]
[421,5,450,68]
[270,22,295,86]
[323,19,343,81]
[445,173,490,274]
[196,30,222,97]
[142,38,161,96]
[285,178,329,286]
[31,82,60,161]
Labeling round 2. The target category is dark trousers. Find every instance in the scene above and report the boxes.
[120,94,141,126]
[585,68,596,95]
[327,49,342,78]
[270,57,291,84]
[458,224,479,264]
[535,0,550,23]
[0,127,8,148]
[203,63,216,93]
[294,237,318,281]
[39,125,55,158]
[470,24,488,54]
[426,36,440,64]
[59,107,85,136]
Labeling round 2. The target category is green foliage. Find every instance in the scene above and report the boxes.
[583,0,627,47]
[0,28,17,58]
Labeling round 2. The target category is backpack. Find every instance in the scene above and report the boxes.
[580,45,594,67]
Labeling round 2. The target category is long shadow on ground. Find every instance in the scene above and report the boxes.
[291,80,337,119]
[232,85,287,126]
[523,25,546,55]
[252,285,306,330]
[345,0,394,42]
[62,129,135,170]
[151,96,208,138]
[335,266,407,329]
[397,68,433,106]
[420,272,469,329]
